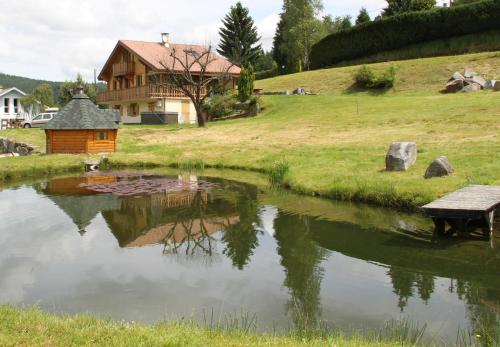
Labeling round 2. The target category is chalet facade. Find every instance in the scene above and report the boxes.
[97,34,241,125]
[0,86,25,124]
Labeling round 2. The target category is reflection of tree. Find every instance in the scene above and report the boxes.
[387,266,415,311]
[415,272,435,304]
[222,192,262,270]
[273,212,327,333]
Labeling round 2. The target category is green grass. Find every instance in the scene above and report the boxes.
[1,51,499,210]
[0,306,419,347]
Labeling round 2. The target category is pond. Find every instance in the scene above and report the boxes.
[0,171,498,344]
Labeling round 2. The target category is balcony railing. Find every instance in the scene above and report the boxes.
[112,62,135,77]
[96,85,207,104]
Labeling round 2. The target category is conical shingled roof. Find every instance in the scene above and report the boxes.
[44,88,118,130]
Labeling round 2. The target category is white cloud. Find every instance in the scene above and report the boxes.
[0,0,385,82]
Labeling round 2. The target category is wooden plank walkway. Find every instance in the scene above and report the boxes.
[422,185,500,236]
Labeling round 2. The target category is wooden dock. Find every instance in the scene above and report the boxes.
[422,185,500,236]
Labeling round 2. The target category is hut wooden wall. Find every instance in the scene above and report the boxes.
[46,130,117,154]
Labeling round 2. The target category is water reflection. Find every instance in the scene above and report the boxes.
[1,173,498,344]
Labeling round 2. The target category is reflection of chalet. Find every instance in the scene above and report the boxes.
[127,214,240,248]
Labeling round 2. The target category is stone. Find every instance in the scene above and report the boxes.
[465,75,486,88]
[16,146,29,156]
[451,72,465,81]
[385,142,417,171]
[484,80,496,89]
[463,69,478,78]
[425,156,454,179]
[84,159,100,172]
[461,83,481,92]
[445,79,464,93]
[494,81,500,91]
[0,138,7,153]
[293,88,306,95]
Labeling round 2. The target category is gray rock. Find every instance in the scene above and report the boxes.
[445,79,464,93]
[465,75,486,88]
[464,69,478,78]
[494,81,500,91]
[451,72,465,81]
[386,142,417,171]
[0,138,6,153]
[425,156,454,179]
[16,146,29,156]
[484,80,496,89]
[461,83,481,92]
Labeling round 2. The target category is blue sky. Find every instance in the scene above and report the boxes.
[0,0,393,82]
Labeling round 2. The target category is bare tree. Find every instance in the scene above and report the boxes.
[154,45,235,127]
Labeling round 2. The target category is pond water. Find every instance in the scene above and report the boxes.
[0,172,498,344]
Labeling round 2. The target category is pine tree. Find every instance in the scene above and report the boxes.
[217,2,262,67]
[355,8,371,25]
[272,15,287,74]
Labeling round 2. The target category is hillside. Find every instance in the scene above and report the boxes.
[0,72,61,96]
[0,73,106,101]
[255,51,500,94]
[3,51,500,210]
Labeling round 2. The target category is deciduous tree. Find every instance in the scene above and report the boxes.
[382,0,436,16]
[58,74,96,107]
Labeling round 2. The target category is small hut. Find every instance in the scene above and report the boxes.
[44,87,119,154]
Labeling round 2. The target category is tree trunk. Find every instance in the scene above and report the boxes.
[196,110,206,127]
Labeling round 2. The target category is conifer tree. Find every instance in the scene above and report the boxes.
[355,8,371,25]
[218,2,262,67]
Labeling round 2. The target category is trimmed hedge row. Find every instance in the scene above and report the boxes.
[311,0,500,69]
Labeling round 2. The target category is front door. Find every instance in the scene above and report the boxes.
[181,100,190,124]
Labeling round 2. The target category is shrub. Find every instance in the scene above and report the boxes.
[311,0,500,68]
[237,66,255,102]
[354,65,396,89]
[202,94,237,119]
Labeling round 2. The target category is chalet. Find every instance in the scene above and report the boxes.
[97,33,240,125]
[0,86,26,129]
[44,87,119,154]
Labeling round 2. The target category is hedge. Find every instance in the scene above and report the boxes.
[310,0,500,69]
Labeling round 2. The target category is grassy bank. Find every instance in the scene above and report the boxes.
[1,52,499,210]
[0,306,419,347]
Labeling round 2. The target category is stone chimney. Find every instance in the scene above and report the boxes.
[161,33,170,47]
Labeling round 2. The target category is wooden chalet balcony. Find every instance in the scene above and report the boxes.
[112,62,135,76]
[96,85,207,103]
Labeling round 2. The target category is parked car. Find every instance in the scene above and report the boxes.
[21,112,55,128]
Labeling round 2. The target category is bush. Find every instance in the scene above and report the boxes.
[255,69,279,80]
[311,0,500,68]
[354,65,396,89]
[202,94,238,120]
[237,66,255,102]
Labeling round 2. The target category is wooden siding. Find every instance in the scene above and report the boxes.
[46,130,117,154]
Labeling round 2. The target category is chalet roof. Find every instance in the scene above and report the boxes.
[44,88,118,130]
[98,40,241,80]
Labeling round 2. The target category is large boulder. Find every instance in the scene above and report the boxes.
[386,142,417,171]
[425,156,454,179]
[465,75,486,88]
[484,80,496,89]
[463,69,478,78]
[461,83,481,93]
[444,79,464,93]
[494,81,500,91]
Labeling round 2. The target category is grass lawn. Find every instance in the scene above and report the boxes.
[0,306,415,347]
[1,51,499,209]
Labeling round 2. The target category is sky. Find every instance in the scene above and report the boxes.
[0,0,389,82]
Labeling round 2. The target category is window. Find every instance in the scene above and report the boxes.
[136,75,143,87]
[95,131,108,141]
[13,99,19,113]
[113,80,118,90]
[148,102,155,112]
[4,98,9,114]
[124,79,131,88]
[33,114,43,121]
[43,114,52,120]
[128,103,139,117]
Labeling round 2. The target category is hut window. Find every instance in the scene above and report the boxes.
[4,98,9,113]
[95,131,109,141]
